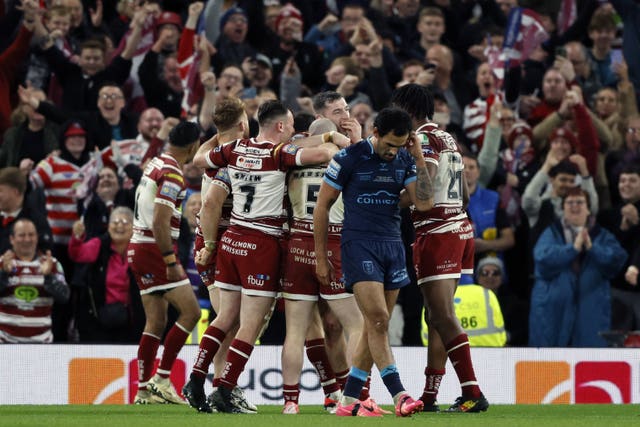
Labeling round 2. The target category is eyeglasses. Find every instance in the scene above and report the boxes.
[227,16,248,24]
[100,93,124,101]
[479,270,501,277]
[110,218,130,225]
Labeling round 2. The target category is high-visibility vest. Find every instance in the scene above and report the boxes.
[421,285,506,347]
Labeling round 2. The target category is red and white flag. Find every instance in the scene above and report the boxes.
[487,8,549,86]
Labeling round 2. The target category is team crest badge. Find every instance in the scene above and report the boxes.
[362,261,374,275]
[395,170,404,183]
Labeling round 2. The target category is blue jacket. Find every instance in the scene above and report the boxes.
[529,220,627,347]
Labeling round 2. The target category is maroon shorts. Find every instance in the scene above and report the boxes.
[413,221,474,285]
[213,228,281,297]
[281,235,347,301]
[128,243,190,295]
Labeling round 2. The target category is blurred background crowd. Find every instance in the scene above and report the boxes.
[1,0,640,348]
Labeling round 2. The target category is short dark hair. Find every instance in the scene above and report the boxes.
[257,100,289,127]
[373,107,412,137]
[312,91,344,113]
[0,167,26,194]
[620,161,640,177]
[390,83,435,121]
[548,159,579,178]
[80,37,106,53]
[169,121,201,147]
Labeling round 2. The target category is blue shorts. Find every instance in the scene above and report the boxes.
[341,239,410,291]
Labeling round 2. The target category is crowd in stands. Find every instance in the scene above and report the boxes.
[1,0,640,348]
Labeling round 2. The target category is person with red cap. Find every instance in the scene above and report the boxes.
[263,3,324,93]
[28,119,94,341]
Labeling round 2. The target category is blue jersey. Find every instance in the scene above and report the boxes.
[323,138,417,243]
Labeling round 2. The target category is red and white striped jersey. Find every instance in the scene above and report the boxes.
[0,256,66,343]
[463,96,488,144]
[205,138,301,237]
[30,156,82,245]
[413,123,468,233]
[131,153,186,244]
[287,166,344,237]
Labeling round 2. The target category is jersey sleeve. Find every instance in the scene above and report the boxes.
[155,167,184,208]
[30,158,53,188]
[274,143,301,170]
[419,132,440,166]
[211,167,231,195]
[403,152,417,186]
[205,140,235,169]
[322,149,351,191]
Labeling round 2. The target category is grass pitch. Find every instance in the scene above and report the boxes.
[1,404,638,427]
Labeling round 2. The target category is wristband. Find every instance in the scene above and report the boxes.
[204,240,217,251]
[162,250,174,256]
[167,262,177,268]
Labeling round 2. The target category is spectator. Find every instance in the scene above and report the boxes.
[0,0,46,143]
[523,155,598,247]
[402,7,446,62]
[25,5,75,93]
[0,218,69,343]
[23,82,139,150]
[463,62,498,152]
[0,167,52,254]
[605,115,640,206]
[136,107,165,145]
[463,154,515,271]
[597,162,640,333]
[304,3,366,64]
[594,65,639,152]
[0,88,59,170]
[37,6,147,112]
[587,10,619,88]
[421,256,507,347]
[426,44,469,131]
[564,41,602,108]
[263,3,324,93]
[212,7,255,72]
[610,0,640,103]
[68,207,143,343]
[530,187,626,347]
[79,165,137,238]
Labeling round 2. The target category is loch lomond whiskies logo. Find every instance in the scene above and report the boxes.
[516,361,631,404]
[68,358,186,404]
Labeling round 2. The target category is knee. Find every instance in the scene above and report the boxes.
[428,310,457,332]
[366,312,390,335]
[183,305,202,328]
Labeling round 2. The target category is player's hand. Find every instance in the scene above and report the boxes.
[195,247,215,266]
[2,250,15,273]
[340,117,362,143]
[332,132,351,148]
[625,265,638,286]
[167,263,186,282]
[405,132,423,161]
[40,250,53,276]
[315,258,334,288]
